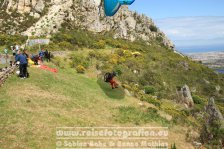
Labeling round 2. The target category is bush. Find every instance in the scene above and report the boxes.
[93,40,106,49]
[51,57,66,69]
[171,143,177,149]
[88,50,103,60]
[114,65,123,76]
[141,95,161,107]
[192,95,206,105]
[58,41,74,50]
[70,53,89,68]
[108,54,120,65]
[52,30,97,48]
[76,65,85,73]
[0,34,27,47]
[144,86,156,95]
[149,25,158,32]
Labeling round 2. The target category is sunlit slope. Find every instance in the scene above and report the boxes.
[0,66,193,148]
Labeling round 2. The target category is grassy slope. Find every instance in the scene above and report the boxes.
[0,64,194,148]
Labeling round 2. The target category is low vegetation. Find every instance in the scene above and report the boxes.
[0,29,224,148]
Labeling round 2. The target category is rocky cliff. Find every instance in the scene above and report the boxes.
[0,0,174,48]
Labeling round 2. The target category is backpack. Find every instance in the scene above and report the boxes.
[105,73,115,82]
[104,72,116,82]
[104,73,111,82]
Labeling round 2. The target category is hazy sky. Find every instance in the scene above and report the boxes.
[129,0,224,53]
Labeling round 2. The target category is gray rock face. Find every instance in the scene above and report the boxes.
[0,0,174,49]
[200,97,224,146]
[205,97,224,128]
[176,85,194,108]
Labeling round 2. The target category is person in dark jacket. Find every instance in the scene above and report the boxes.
[31,54,39,65]
[104,72,118,89]
[45,50,51,62]
[15,50,28,78]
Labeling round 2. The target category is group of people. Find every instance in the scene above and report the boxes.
[31,49,51,65]
[3,44,118,88]
[12,45,51,79]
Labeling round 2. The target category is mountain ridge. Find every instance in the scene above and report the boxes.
[0,0,174,49]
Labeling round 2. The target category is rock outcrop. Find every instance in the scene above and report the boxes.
[200,97,224,146]
[0,0,174,49]
[176,85,194,108]
[205,97,224,128]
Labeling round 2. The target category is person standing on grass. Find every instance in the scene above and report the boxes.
[15,44,20,52]
[39,49,45,62]
[12,46,16,56]
[23,49,29,78]
[4,48,8,57]
[4,48,8,63]
[15,50,28,79]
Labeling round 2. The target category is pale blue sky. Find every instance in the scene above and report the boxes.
[129,0,224,53]
[129,0,224,19]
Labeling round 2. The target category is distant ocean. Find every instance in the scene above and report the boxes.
[176,45,224,54]
[216,69,224,74]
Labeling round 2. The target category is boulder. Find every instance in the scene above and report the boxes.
[205,97,224,128]
[34,0,45,13]
[176,85,194,108]
[124,89,131,97]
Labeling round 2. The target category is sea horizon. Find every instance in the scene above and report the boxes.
[176,44,224,54]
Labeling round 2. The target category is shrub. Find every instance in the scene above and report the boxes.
[58,41,74,50]
[123,50,132,58]
[171,143,177,149]
[192,95,206,105]
[118,67,138,83]
[51,57,66,69]
[109,54,119,65]
[114,65,123,76]
[41,42,60,51]
[144,86,156,95]
[70,53,89,68]
[141,95,161,107]
[149,25,158,32]
[0,34,27,47]
[76,65,85,73]
[93,40,106,49]
[105,38,121,48]
[115,49,125,57]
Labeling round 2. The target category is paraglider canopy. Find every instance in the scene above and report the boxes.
[104,0,135,16]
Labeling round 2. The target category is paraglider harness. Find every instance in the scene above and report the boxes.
[104,72,117,82]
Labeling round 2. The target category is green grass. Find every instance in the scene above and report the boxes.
[1,29,223,148]
[0,63,197,148]
[0,64,156,148]
[115,106,169,125]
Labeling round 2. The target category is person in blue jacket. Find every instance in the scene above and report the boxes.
[39,49,45,62]
[15,50,28,79]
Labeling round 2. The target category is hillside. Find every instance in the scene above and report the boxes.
[0,0,224,148]
[0,61,196,149]
[0,31,224,148]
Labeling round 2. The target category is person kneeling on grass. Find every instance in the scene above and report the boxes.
[31,54,39,65]
[104,72,118,89]
[15,50,28,79]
